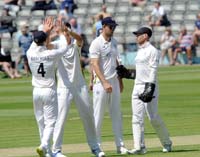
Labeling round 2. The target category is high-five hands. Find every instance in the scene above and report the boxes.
[43,16,54,34]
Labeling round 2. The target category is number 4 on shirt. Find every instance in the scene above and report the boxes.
[37,63,46,77]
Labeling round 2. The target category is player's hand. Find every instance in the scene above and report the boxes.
[56,15,67,33]
[43,16,54,34]
[103,81,112,93]
[54,17,61,30]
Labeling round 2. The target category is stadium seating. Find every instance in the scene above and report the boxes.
[0,0,198,45]
[73,0,200,45]
[0,0,200,65]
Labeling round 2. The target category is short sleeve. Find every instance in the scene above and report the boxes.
[89,40,100,58]
[151,8,156,16]
[159,7,165,16]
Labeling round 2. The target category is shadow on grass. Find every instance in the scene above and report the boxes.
[102,132,156,138]
[144,132,156,135]
[104,149,200,157]
[123,133,132,137]
[145,148,199,154]
[103,154,128,157]
[170,149,199,153]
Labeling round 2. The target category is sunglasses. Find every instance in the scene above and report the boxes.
[107,25,116,30]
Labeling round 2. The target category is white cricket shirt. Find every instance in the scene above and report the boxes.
[27,42,68,88]
[89,34,119,80]
[151,6,165,18]
[54,35,85,88]
[135,42,160,84]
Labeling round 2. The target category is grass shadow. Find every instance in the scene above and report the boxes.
[104,154,129,157]
[171,148,199,153]
[145,148,200,154]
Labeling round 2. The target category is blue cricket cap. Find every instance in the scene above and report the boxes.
[101,17,118,26]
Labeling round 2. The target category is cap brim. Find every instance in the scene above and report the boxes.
[132,31,137,35]
[132,31,141,35]
[105,23,118,26]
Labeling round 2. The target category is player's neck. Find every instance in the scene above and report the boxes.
[102,33,111,42]
[139,41,149,48]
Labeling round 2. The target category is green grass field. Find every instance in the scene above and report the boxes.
[0,65,200,157]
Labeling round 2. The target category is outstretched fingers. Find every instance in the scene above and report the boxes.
[43,16,54,33]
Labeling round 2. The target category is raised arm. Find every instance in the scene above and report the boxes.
[68,29,83,47]
[61,21,83,47]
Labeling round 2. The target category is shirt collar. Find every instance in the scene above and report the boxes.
[100,34,111,44]
[138,41,150,49]
[37,45,47,52]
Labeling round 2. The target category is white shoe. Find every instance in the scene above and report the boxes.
[92,148,105,157]
[45,153,53,157]
[117,146,128,154]
[162,144,172,153]
[36,146,46,157]
[128,147,147,155]
[53,151,66,157]
[98,151,105,157]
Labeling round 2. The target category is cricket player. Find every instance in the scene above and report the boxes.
[27,17,69,157]
[89,17,128,155]
[51,21,105,157]
[117,26,172,154]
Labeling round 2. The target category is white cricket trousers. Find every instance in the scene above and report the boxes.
[131,84,171,150]
[93,76,124,147]
[53,85,100,153]
[33,87,58,151]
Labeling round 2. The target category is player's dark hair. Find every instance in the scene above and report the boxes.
[64,22,71,29]
[155,1,161,5]
[33,31,47,46]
